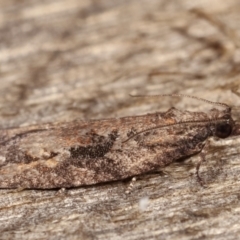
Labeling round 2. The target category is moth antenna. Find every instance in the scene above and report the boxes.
[122,118,229,144]
[130,93,231,112]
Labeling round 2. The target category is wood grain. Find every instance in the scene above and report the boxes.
[0,0,240,239]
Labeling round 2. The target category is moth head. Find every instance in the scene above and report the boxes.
[214,119,234,139]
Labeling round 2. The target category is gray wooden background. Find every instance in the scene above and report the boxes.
[0,0,240,239]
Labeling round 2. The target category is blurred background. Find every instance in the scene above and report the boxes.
[0,0,240,128]
[1,1,240,239]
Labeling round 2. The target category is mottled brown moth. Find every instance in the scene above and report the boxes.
[0,94,237,189]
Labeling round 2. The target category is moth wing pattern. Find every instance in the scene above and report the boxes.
[0,106,233,188]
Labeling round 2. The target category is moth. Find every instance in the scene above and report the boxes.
[0,94,237,189]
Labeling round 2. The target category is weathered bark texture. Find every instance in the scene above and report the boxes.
[0,0,240,239]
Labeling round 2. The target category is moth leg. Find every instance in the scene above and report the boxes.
[125,177,137,194]
[196,141,209,186]
[196,152,206,186]
[11,187,26,193]
[55,188,67,196]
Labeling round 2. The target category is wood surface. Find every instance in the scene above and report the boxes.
[0,0,240,239]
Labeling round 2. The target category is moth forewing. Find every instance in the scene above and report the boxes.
[0,95,236,189]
